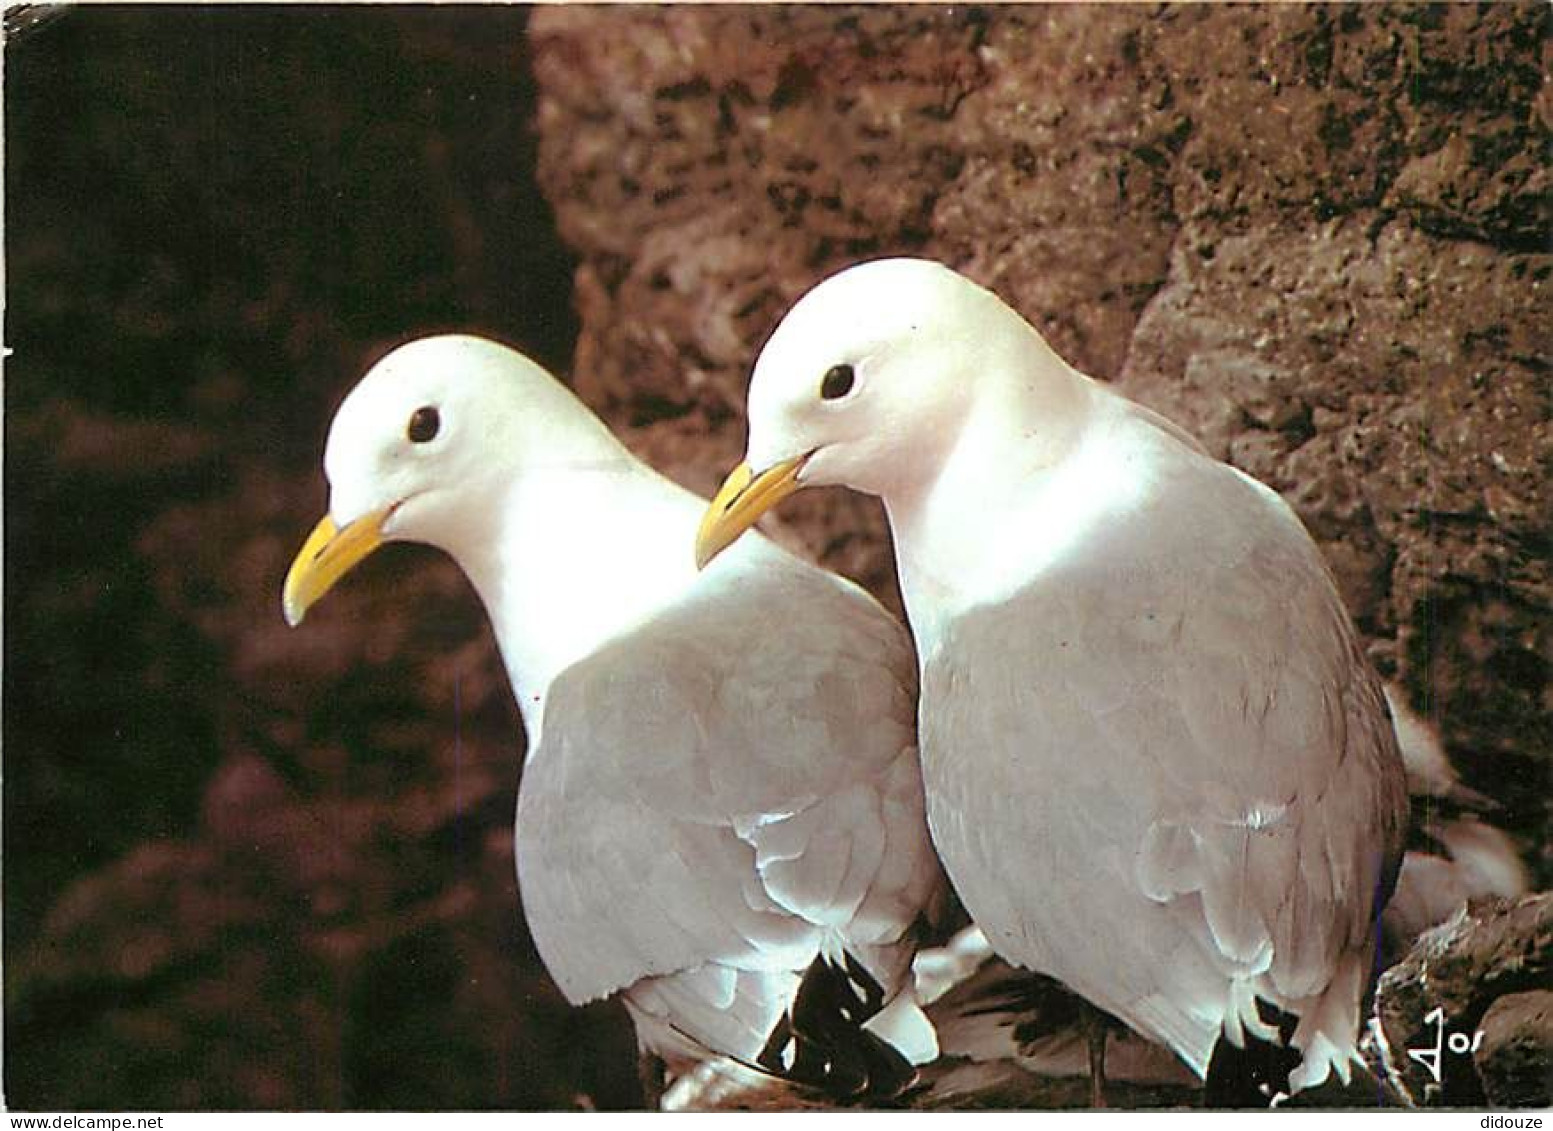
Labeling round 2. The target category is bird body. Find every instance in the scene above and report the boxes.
[911,391,1405,1089]
[696,258,1410,1099]
[284,335,944,1095]
[516,534,940,1067]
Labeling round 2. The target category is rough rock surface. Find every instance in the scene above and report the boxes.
[531,3,1549,863]
[5,8,636,1110]
[1476,990,1553,1108]
[1374,893,1552,1107]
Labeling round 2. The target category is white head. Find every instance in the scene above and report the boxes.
[696,258,1080,568]
[283,334,615,625]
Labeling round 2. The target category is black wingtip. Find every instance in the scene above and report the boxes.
[754,953,918,1102]
[1203,1000,1302,1108]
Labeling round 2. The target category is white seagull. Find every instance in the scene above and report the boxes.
[695,259,1410,1105]
[282,334,945,1103]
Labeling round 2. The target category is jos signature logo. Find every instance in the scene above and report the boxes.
[1406,1006,1485,1083]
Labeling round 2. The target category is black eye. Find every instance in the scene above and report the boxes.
[407,405,441,444]
[820,363,855,400]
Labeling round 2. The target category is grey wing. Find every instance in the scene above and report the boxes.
[516,558,939,1010]
[921,453,1408,1070]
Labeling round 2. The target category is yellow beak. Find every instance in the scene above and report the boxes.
[281,506,393,627]
[694,454,809,570]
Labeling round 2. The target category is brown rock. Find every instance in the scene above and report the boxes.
[1373,893,1552,1105]
[532,1,1550,868]
[1476,990,1553,1108]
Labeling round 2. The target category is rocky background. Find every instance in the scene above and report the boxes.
[5,3,1547,1112]
[5,6,633,1110]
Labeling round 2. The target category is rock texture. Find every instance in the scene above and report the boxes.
[530,3,1549,864]
[5,8,637,1111]
[526,7,1547,1106]
[1374,893,1552,1106]
[1475,990,1553,1108]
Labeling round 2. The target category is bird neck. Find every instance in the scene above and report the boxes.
[435,448,704,742]
[885,345,1101,658]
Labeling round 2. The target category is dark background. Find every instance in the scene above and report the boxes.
[6,6,640,1109]
[6,2,1548,1112]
